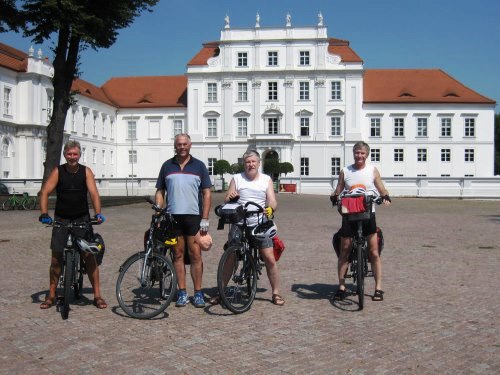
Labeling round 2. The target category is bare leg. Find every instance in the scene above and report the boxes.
[367,233,382,291]
[82,252,107,308]
[173,236,187,290]
[41,252,62,308]
[187,236,203,291]
[338,236,352,291]
[260,247,281,296]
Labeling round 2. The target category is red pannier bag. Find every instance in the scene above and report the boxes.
[273,235,285,261]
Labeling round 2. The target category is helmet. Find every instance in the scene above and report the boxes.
[251,220,277,240]
[76,233,104,255]
[349,184,367,195]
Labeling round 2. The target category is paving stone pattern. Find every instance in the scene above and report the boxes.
[0,194,499,374]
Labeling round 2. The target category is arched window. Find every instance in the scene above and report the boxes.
[1,138,9,157]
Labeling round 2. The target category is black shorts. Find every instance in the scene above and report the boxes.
[172,214,201,237]
[50,214,91,254]
[339,214,377,238]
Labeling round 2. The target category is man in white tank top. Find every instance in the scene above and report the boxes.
[330,142,391,302]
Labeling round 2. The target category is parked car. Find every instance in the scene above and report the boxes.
[0,182,9,196]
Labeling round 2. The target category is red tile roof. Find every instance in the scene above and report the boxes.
[0,42,27,72]
[187,42,220,66]
[101,76,187,108]
[364,69,495,104]
[71,78,115,106]
[328,38,363,63]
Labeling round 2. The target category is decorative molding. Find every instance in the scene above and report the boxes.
[327,55,341,65]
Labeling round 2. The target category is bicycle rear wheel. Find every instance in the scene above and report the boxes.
[2,199,15,210]
[116,251,177,319]
[22,197,37,210]
[217,245,257,314]
[355,243,365,310]
[62,252,75,320]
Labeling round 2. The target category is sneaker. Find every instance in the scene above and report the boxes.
[175,290,189,307]
[193,291,206,308]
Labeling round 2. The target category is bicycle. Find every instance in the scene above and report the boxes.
[2,190,37,210]
[48,218,103,320]
[115,197,178,319]
[336,190,383,310]
[214,201,272,314]
[22,193,38,210]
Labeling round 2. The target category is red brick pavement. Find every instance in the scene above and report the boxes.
[0,194,499,374]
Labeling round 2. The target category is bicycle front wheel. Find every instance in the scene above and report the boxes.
[217,245,257,314]
[62,252,75,320]
[116,251,177,319]
[2,199,15,211]
[355,243,365,310]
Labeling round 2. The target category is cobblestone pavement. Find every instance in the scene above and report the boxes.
[0,194,499,374]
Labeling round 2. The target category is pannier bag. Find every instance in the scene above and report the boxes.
[332,227,384,258]
[340,196,366,214]
[273,235,285,261]
[215,203,245,223]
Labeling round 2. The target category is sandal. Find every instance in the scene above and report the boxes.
[333,288,347,301]
[372,289,384,301]
[93,297,108,309]
[208,295,221,305]
[272,294,285,306]
[40,296,56,309]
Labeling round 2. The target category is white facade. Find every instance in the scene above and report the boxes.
[0,17,497,197]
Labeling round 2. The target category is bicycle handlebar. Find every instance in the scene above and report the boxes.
[49,219,100,229]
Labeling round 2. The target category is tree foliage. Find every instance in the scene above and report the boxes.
[279,162,294,176]
[214,159,232,177]
[0,0,159,182]
[231,162,244,174]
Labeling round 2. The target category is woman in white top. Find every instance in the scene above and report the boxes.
[210,150,284,306]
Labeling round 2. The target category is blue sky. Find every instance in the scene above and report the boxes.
[2,0,499,108]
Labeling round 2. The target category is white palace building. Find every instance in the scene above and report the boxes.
[0,14,498,197]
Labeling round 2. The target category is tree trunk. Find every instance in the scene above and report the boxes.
[42,27,81,183]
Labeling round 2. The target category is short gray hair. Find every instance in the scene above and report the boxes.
[242,149,260,161]
[64,140,81,153]
[174,133,191,144]
[353,141,370,155]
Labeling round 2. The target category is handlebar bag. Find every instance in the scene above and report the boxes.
[216,203,245,224]
[340,196,366,214]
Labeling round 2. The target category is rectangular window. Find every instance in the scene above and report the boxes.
[208,158,217,175]
[83,113,88,134]
[92,148,97,164]
[371,148,380,162]
[110,120,115,139]
[300,117,309,136]
[370,118,381,137]
[441,118,452,137]
[127,120,137,139]
[207,118,217,137]
[3,87,12,115]
[72,111,77,132]
[82,147,86,163]
[268,51,278,66]
[394,148,404,162]
[173,119,183,136]
[441,149,451,162]
[149,119,160,138]
[268,118,278,134]
[237,82,248,101]
[102,150,106,165]
[128,150,137,164]
[417,118,428,137]
[464,118,475,137]
[110,150,114,165]
[331,157,341,176]
[47,95,53,120]
[268,82,278,101]
[331,81,341,100]
[299,81,310,100]
[417,148,427,162]
[93,115,98,135]
[300,157,309,176]
[330,117,341,136]
[465,149,474,162]
[207,83,217,102]
[237,52,248,67]
[394,118,404,137]
[237,118,248,137]
[299,51,310,66]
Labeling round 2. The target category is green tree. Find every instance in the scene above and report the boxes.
[231,162,244,174]
[214,159,232,177]
[0,0,159,182]
[263,158,280,179]
[279,162,294,176]
[495,113,500,175]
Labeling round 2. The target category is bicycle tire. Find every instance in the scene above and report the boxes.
[2,199,15,211]
[116,251,177,319]
[22,197,37,210]
[217,245,257,314]
[355,243,365,310]
[74,252,83,299]
[62,252,75,320]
